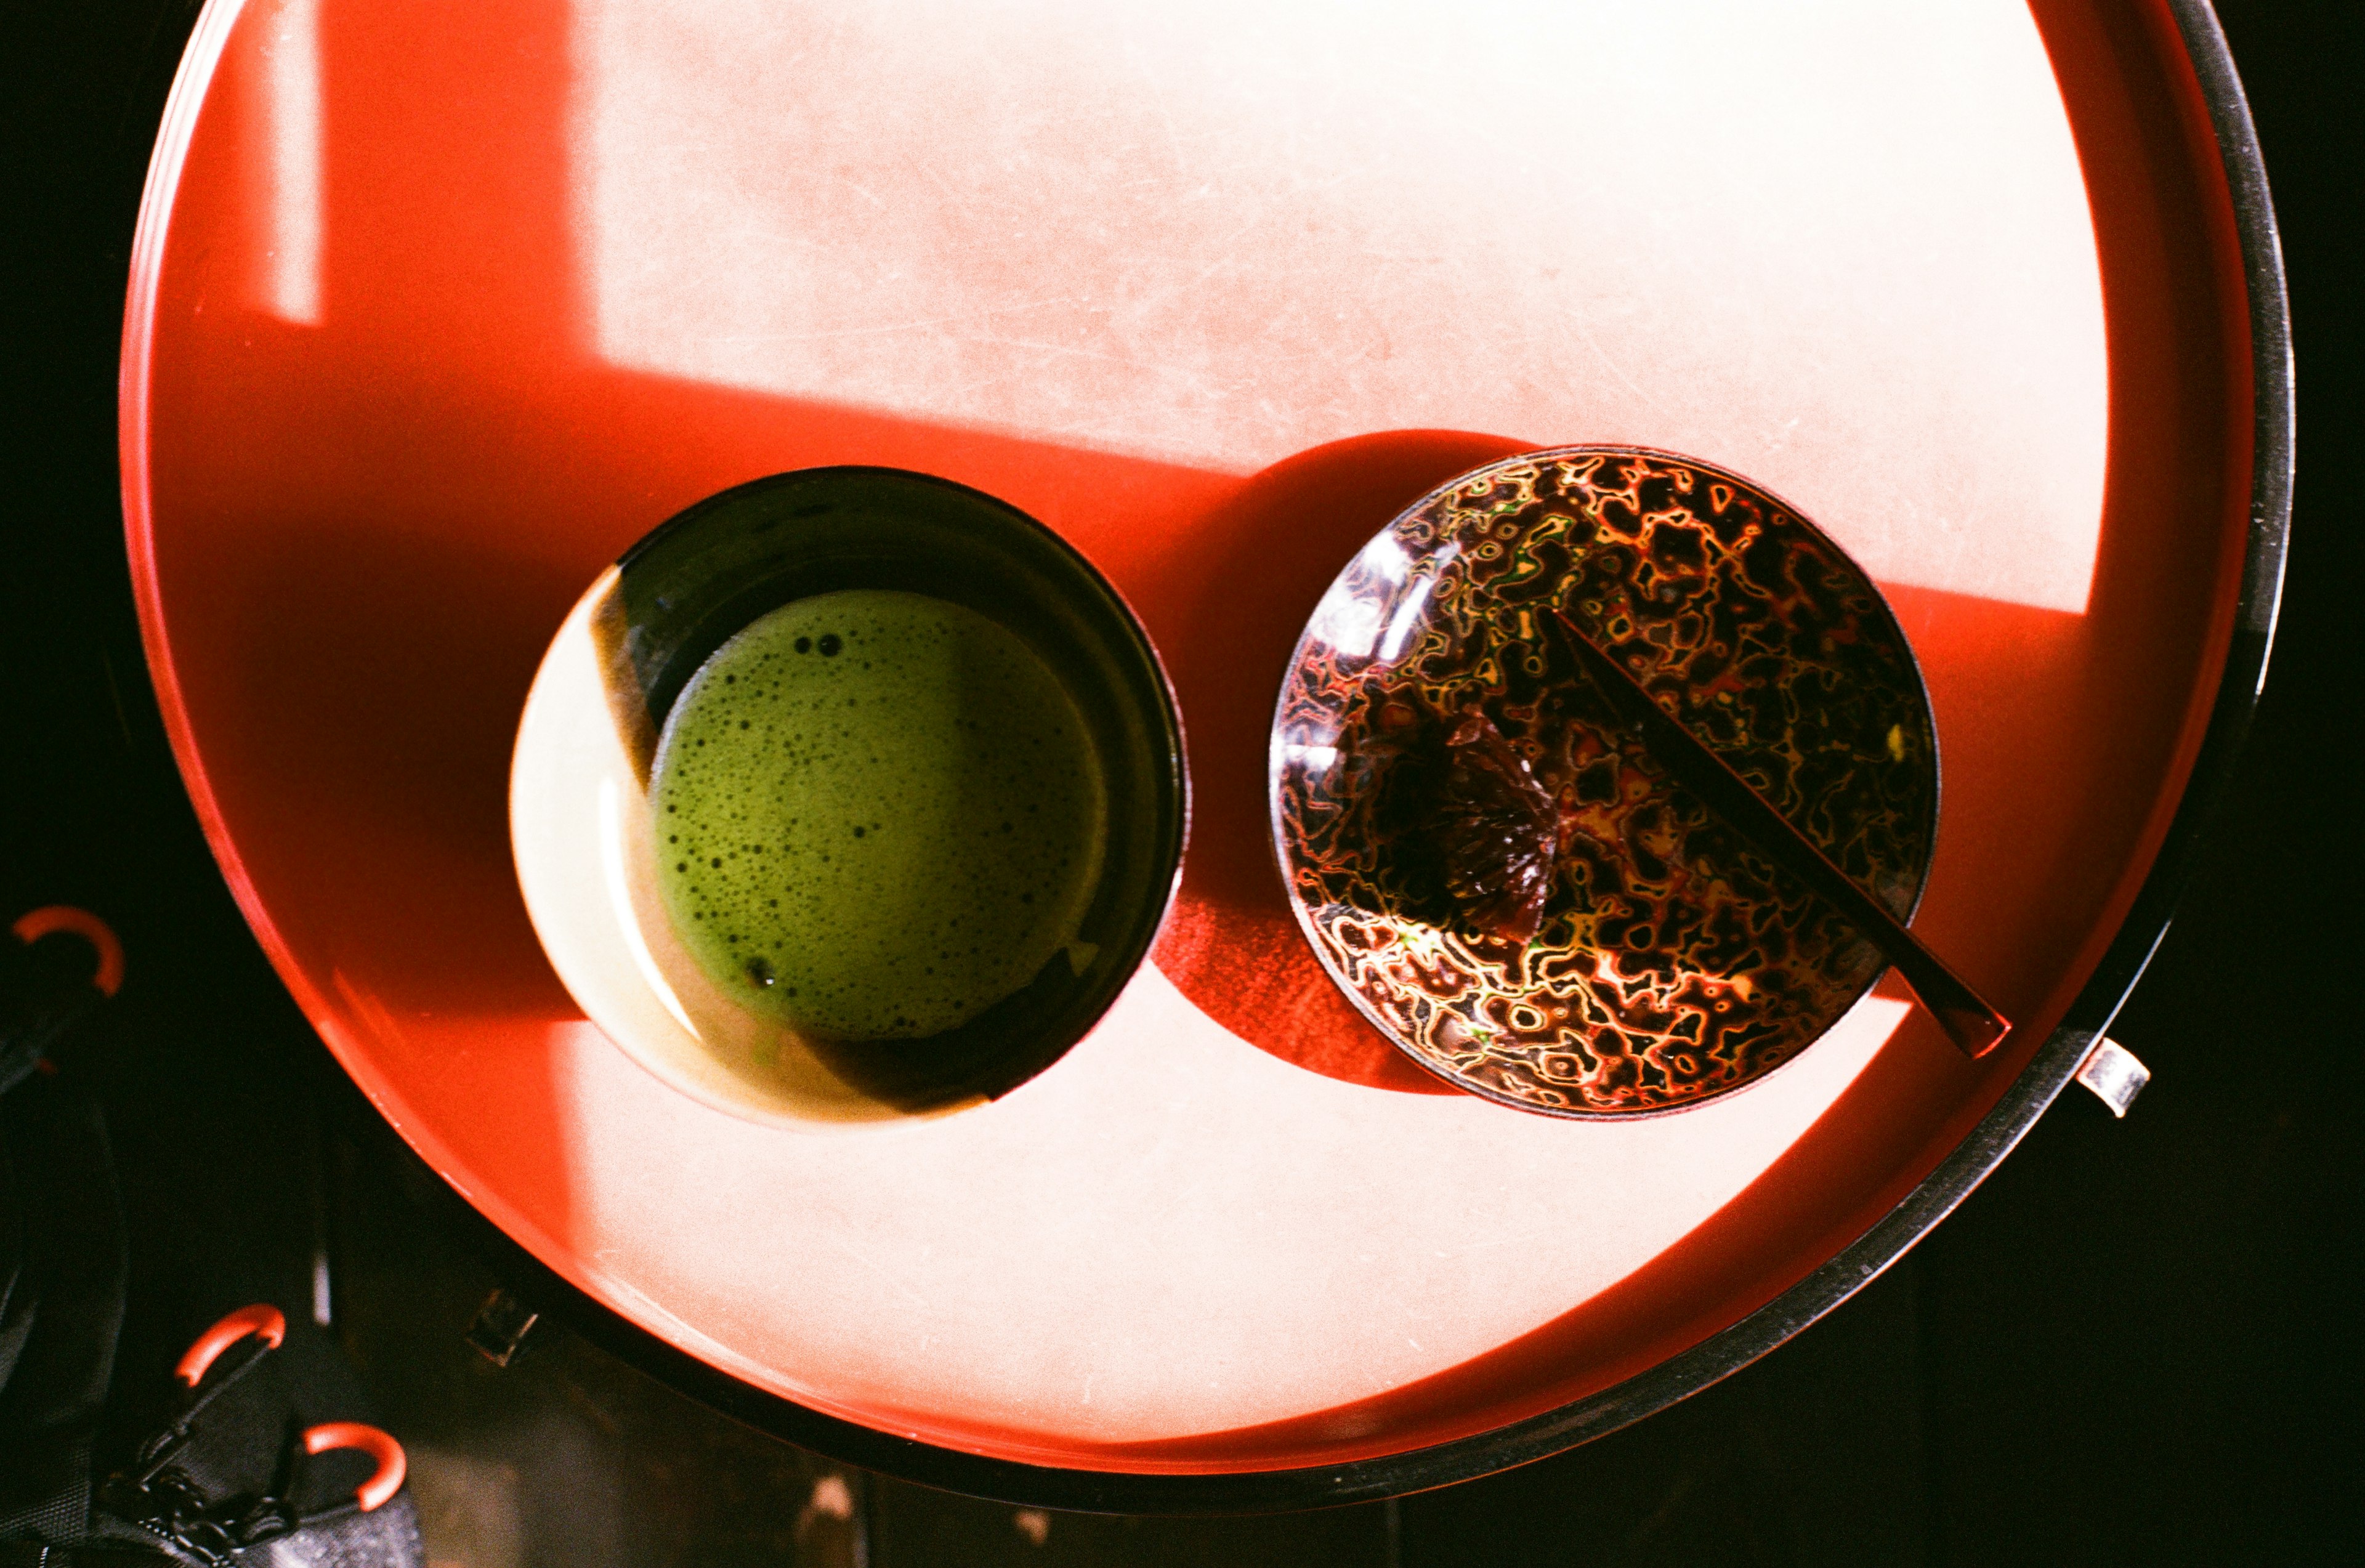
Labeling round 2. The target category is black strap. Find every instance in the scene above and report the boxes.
[0,1544,179,1567]
[0,1008,129,1552]
[0,982,102,1101]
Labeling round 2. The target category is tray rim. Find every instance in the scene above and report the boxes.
[116,0,2291,1511]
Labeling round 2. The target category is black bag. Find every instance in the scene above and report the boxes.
[1,913,421,1567]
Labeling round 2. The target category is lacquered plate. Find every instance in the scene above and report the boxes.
[1274,448,1940,1117]
[121,0,2285,1508]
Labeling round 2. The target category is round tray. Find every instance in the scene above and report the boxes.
[121,0,2286,1509]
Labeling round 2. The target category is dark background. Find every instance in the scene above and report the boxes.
[2,2,2356,1562]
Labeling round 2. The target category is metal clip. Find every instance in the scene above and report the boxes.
[2074,1037,2149,1118]
[464,1288,541,1367]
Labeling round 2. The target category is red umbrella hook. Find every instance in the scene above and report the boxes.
[169,1304,408,1513]
[10,905,126,996]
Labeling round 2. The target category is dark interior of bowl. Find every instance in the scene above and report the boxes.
[608,467,1186,1111]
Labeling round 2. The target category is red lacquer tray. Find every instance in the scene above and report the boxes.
[121,0,2286,1508]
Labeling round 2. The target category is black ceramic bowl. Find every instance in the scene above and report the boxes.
[512,467,1187,1125]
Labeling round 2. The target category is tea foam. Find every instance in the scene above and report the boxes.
[650,591,1105,1041]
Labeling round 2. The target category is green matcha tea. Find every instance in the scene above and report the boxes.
[649,590,1106,1041]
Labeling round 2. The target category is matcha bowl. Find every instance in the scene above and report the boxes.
[511,468,1187,1126]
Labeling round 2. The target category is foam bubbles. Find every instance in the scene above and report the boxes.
[649,591,1106,1041]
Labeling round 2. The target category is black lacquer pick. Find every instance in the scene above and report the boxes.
[1550,608,2008,1060]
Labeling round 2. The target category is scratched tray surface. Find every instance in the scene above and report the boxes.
[124,0,2252,1471]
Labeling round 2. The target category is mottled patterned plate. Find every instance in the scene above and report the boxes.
[1269,448,1939,1117]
